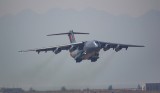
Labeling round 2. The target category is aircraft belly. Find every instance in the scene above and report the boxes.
[82,50,99,60]
[70,47,100,61]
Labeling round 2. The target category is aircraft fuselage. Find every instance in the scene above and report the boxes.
[70,40,101,62]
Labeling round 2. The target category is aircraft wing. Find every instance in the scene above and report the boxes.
[98,41,144,52]
[19,42,85,54]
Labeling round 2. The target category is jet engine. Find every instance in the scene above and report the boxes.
[54,48,61,54]
[115,45,122,52]
[103,44,110,51]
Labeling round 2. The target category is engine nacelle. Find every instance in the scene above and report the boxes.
[115,45,122,52]
[54,48,61,54]
[103,44,110,51]
[69,46,77,52]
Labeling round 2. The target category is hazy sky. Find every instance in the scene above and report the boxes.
[0,0,160,91]
[0,0,160,17]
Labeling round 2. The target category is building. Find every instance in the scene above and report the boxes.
[0,88,24,93]
[144,83,160,91]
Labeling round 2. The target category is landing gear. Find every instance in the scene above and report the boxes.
[91,58,97,62]
[90,53,99,62]
[76,58,82,63]
[90,56,99,62]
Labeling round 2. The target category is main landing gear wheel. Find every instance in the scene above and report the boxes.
[91,58,97,62]
[76,58,82,63]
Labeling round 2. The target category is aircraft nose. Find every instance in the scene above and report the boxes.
[83,41,100,52]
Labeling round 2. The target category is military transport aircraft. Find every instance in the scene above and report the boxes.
[19,30,144,62]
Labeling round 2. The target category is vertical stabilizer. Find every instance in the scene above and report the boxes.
[68,30,76,43]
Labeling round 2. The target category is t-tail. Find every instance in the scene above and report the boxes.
[47,30,89,43]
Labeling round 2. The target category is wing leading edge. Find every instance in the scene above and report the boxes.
[19,42,85,54]
[99,41,145,52]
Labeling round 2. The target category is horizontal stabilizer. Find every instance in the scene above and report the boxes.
[73,32,89,35]
[47,30,89,43]
[47,30,89,36]
[47,33,69,36]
